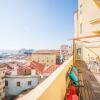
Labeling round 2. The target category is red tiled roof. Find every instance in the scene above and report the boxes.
[29,60,45,74]
[43,65,59,74]
[17,65,32,75]
[5,69,12,75]
[33,50,60,55]
[1,61,45,75]
[0,63,13,69]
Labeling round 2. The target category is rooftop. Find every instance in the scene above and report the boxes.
[33,50,60,55]
[43,65,59,74]
[15,56,100,100]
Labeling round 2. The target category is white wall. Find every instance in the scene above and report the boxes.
[5,75,38,96]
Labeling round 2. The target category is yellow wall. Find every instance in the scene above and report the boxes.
[32,54,57,66]
[76,0,100,36]
[74,0,100,61]
[38,58,73,100]
[74,11,79,37]
[17,57,73,100]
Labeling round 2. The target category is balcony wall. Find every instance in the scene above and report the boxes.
[17,56,73,100]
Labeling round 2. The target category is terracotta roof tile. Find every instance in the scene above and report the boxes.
[29,60,45,74]
[43,65,59,74]
[33,50,60,55]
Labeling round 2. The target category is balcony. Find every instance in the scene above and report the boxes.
[90,18,100,24]
[89,18,100,34]
[16,57,73,100]
[15,56,100,100]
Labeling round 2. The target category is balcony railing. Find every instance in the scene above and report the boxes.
[17,56,73,100]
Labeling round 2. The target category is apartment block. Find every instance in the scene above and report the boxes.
[32,50,61,66]
[74,0,100,59]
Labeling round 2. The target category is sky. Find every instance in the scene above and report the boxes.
[0,0,77,50]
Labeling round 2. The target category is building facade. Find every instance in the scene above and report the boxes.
[32,50,61,66]
[74,0,100,73]
[74,0,100,37]
[0,68,5,100]
[5,75,38,98]
[74,0,100,60]
[4,62,45,98]
[60,45,72,60]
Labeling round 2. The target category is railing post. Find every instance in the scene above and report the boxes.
[73,40,76,65]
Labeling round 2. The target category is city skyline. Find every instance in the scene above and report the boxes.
[0,0,77,50]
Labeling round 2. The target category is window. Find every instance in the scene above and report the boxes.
[80,10,82,14]
[80,4,82,14]
[51,60,54,63]
[1,77,4,80]
[17,82,20,86]
[28,81,32,86]
[47,57,48,59]
[80,23,82,34]
[3,87,5,92]
[5,81,8,86]
[38,58,40,62]
[80,4,82,8]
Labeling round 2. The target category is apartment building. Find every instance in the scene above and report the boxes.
[0,60,45,100]
[32,50,61,66]
[60,45,72,60]
[74,0,100,73]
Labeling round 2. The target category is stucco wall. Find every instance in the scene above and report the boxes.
[17,57,73,100]
[32,54,57,66]
[75,0,100,61]
[5,76,38,96]
[76,0,100,36]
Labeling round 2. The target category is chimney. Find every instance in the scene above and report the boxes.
[31,69,36,76]
[11,67,17,75]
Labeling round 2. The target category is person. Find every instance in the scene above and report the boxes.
[65,85,78,100]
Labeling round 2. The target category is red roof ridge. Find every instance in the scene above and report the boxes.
[43,65,59,73]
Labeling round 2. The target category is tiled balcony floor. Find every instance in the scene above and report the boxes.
[93,73,100,84]
[76,60,100,100]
